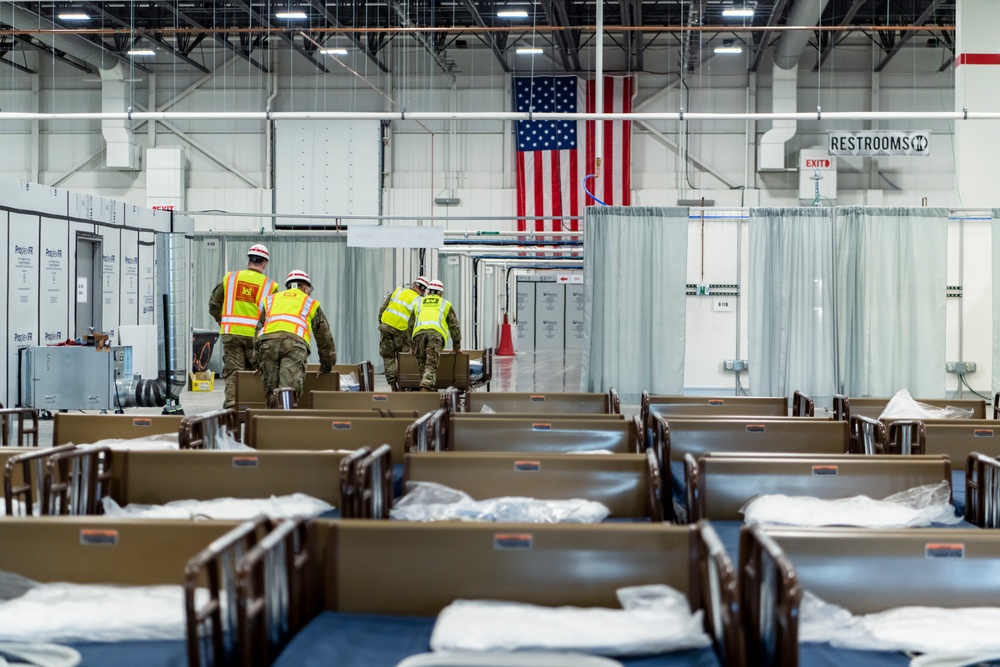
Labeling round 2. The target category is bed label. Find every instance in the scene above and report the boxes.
[80,529,119,546]
[132,418,152,427]
[746,424,766,433]
[529,395,546,402]
[812,465,838,476]
[708,399,725,406]
[494,533,533,550]
[925,543,965,559]
[514,461,541,472]
[233,456,259,468]
[332,421,352,430]
[372,394,388,402]
[974,429,993,438]
[532,423,551,432]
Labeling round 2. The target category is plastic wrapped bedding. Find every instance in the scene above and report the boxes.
[429,585,711,656]
[341,372,360,392]
[0,582,203,643]
[470,359,484,382]
[878,389,974,421]
[70,433,180,451]
[740,482,962,528]
[0,643,81,666]
[800,591,1000,656]
[389,482,610,523]
[101,492,333,520]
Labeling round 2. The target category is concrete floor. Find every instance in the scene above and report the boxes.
[29,348,636,447]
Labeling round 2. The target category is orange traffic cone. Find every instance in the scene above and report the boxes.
[496,313,515,356]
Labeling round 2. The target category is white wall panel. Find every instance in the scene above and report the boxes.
[101,227,122,340]
[120,229,140,326]
[0,213,7,406]
[39,217,70,345]
[8,213,40,404]
[138,234,156,326]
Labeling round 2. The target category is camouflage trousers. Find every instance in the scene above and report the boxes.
[256,336,310,406]
[379,327,411,385]
[413,331,444,390]
[221,334,257,409]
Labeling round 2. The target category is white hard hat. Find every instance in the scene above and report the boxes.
[428,279,444,293]
[285,270,311,287]
[248,243,270,261]
[414,276,430,289]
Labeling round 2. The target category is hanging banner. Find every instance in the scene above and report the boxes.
[828,131,931,157]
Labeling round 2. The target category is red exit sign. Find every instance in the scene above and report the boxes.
[805,158,831,168]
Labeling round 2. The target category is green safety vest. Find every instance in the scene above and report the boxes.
[413,295,451,338]
[380,286,420,331]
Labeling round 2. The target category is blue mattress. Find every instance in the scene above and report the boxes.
[272,611,721,667]
[670,461,686,513]
[952,470,966,517]
[393,463,405,498]
[798,644,910,666]
[69,640,187,667]
[318,508,342,519]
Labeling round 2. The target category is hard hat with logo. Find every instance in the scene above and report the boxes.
[285,270,311,288]
[427,279,444,293]
[414,276,430,290]
[247,243,270,261]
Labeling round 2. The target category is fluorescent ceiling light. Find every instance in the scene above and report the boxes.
[497,10,528,18]
[714,45,743,54]
[722,8,755,17]
[57,12,91,20]
[515,48,543,54]
[321,48,349,56]
[127,49,156,56]
[275,11,308,19]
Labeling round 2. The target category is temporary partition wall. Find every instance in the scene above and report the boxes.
[0,177,174,407]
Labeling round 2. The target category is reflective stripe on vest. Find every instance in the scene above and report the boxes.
[412,295,451,338]
[262,289,319,344]
[221,270,278,336]
[380,287,420,331]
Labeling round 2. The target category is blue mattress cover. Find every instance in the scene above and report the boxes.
[798,644,911,666]
[393,463,405,499]
[952,470,966,517]
[68,640,187,667]
[272,611,721,667]
[318,508,342,519]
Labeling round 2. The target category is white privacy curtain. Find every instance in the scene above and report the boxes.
[748,208,837,404]
[993,210,1000,395]
[582,206,689,403]
[191,235,385,368]
[835,207,948,397]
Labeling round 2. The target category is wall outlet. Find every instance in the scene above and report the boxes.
[945,361,977,374]
[723,359,749,372]
[696,283,710,296]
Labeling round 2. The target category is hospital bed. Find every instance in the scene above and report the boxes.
[52,413,184,446]
[247,414,413,460]
[833,393,988,422]
[0,407,38,447]
[640,394,791,434]
[395,349,494,393]
[306,361,376,391]
[239,519,740,667]
[307,390,450,414]
[234,368,344,413]
[740,524,1000,667]
[0,516,256,667]
[463,388,620,414]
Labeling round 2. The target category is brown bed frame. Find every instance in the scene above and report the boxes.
[52,413,184,446]
[464,388,620,415]
[307,390,450,414]
[0,408,39,447]
[235,369,342,412]
[395,349,493,392]
[248,414,413,461]
[641,393,791,431]
[833,394,988,422]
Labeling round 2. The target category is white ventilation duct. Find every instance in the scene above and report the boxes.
[759,0,832,171]
[100,64,141,170]
[3,6,138,169]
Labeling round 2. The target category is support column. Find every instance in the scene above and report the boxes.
[955,0,1000,207]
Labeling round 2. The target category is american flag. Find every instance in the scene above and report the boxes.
[514,75,633,235]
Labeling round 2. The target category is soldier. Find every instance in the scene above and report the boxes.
[208,243,279,409]
[411,279,461,392]
[378,275,429,391]
[256,270,336,406]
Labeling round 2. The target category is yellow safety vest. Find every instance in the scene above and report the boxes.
[413,295,451,338]
[380,286,420,331]
[261,289,320,345]
[220,270,278,336]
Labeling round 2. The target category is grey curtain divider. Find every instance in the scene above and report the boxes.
[191,234,385,370]
[582,206,689,403]
[993,209,1000,396]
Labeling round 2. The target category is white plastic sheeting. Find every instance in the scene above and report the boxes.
[878,389,975,421]
[430,585,710,656]
[740,482,961,528]
[101,493,333,520]
[800,591,1000,656]
[79,433,180,451]
[0,583,202,643]
[390,482,610,523]
[0,642,81,666]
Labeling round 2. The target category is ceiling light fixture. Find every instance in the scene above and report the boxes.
[714,39,743,54]
[722,8,755,17]
[57,12,91,20]
[497,10,528,18]
[320,48,349,56]
[127,49,156,56]
[275,11,308,19]
[515,48,543,55]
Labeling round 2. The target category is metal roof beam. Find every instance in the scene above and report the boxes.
[749,0,790,72]
[874,0,947,72]
[306,0,390,73]
[11,34,94,74]
[458,0,510,72]
[814,0,867,70]
[157,1,268,72]
[229,0,329,73]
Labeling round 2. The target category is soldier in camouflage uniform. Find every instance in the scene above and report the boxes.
[411,279,461,392]
[378,276,429,390]
[255,270,336,407]
[208,244,278,409]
